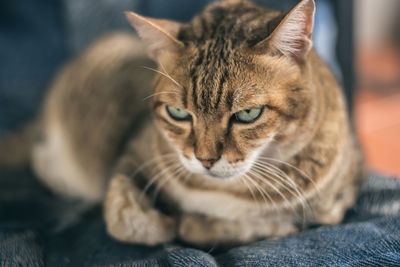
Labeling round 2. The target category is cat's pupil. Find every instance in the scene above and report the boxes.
[245,110,251,113]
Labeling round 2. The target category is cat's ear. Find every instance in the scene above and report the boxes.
[255,0,315,63]
[125,11,184,60]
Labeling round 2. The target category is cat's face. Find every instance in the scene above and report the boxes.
[152,51,311,179]
[126,0,316,179]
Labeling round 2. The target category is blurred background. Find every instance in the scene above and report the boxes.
[355,0,400,176]
[0,0,399,176]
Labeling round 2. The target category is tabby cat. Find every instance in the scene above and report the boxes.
[2,0,365,246]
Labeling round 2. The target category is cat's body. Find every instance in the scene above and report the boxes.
[2,0,365,246]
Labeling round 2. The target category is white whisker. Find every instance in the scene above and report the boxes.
[244,174,279,215]
[151,165,186,203]
[142,91,181,101]
[129,153,176,178]
[253,163,302,203]
[258,156,320,196]
[139,162,181,204]
[254,160,314,214]
[140,65,183,89]
[240,176,261,210]
[159,61,183,88]
[248,169,297,215]
[252,162,309,223]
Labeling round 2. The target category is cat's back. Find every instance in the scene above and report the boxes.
[32,33,155,200]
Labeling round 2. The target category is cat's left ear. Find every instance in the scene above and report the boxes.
[125,11,184,61]
[255,0,315,63]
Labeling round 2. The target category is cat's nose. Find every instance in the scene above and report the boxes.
[197,158,219,169]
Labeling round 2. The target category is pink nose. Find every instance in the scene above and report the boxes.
[197,158,219,169]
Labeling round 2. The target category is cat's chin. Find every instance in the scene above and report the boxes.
[202,171,243,181]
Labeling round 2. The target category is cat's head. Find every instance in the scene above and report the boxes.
[126,0,316,179]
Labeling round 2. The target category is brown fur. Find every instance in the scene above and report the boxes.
[2,0,365,247]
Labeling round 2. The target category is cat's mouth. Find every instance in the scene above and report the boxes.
[178,154,250,180]
[200,164,250,180]
[203,170,239,180]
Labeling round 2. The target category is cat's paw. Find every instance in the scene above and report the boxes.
[178,215,218,246]
[179,214,299,246]
[104,174,177,245]
[178,215,247,246]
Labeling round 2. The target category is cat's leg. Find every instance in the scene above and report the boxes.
[104,174,177,245]
[311,159,363,225]
[178,214,298,246]
[312,181,358,225]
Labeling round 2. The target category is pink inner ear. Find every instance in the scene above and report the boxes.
[266,0,315,61]
[292,39,308,53]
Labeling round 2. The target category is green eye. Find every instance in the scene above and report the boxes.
[234,108,263,123]
[166,105,191,121]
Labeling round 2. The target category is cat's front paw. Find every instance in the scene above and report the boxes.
[178,215,243,246]
[178,215,218,246]
[104,174,177,245]
[179,214,299,247]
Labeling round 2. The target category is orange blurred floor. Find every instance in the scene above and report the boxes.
[355,45,400,176]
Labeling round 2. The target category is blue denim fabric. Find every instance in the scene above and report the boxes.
[1,170,399,266]
[0,0,68,134]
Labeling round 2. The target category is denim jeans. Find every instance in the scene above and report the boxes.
[1,170,399,266]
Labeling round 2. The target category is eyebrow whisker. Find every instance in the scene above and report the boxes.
[140,65,184,89]
[142,91,182,101]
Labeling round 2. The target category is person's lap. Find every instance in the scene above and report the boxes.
[1,168,399,266]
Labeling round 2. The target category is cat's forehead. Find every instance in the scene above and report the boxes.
[173,49,301,115]
[184,45,249,114]
[162,2,294,114]
[177,1,281,47]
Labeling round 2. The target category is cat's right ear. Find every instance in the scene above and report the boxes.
[253,0,315,64]
[125,11,184,61]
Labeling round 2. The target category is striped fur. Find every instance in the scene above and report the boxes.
[28,0,365,247]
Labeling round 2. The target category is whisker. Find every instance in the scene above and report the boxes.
[248,169,297,215]
[258,156,320,196]
[129,154,177,204]
[254,162,308,203]
[139,161,181,204]
[159,61,183,88]
[129,153,176,178]
[140,65,183,89]
[243,174,270,210]
[255,161,299,190]
[252,162,309,224]
[254,161,314,214]
[240,176,261,210]
[151,165,186,203]
[253,163,302,204]
[244,174,280,215]
[142,91,181,101]
[258,156,316,185]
